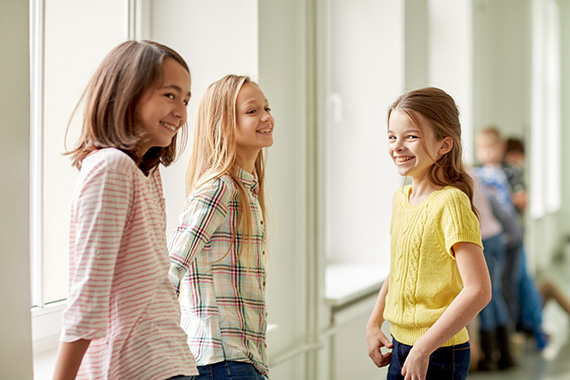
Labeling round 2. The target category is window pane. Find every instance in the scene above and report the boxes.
[42,0,128,303]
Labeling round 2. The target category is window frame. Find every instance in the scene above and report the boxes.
[29,0,147,354]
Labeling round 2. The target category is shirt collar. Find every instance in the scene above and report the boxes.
[236,166,259,195]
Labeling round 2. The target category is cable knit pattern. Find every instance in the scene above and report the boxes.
[384,186,482,347]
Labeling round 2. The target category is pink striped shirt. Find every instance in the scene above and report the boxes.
[60,148,198,380]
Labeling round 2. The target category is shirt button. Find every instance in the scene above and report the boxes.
[262,250,265,255]
[260,220,264,225]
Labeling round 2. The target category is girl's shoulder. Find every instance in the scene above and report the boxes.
[191,173,237,200]
[82,148,138,175]
[438,186,469,203]
[433,186,474,217]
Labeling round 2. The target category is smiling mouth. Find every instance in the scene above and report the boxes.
[257,128,272,133]
[160,121,177,132]
[395,156,413,163]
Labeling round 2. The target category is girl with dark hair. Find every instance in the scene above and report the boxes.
[53,40,198,380]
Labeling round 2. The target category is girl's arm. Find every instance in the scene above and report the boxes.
[52,339,91,380]
[366,276,393,367]
[168,179,231,292]
[401,242,491,380]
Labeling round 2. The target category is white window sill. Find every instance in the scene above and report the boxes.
[32,301,66,379]
[324,262,387,308]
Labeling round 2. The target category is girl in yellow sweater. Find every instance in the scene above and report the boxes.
[366,87,491,380]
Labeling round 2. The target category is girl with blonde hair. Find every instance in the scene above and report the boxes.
[169,75,274,380]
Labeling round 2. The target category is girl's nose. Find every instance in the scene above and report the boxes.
[261,111,273,122]
[173,102,186,119]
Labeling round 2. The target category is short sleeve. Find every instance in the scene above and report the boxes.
[440,188,482,258]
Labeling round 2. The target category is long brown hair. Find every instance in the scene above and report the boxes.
[388,87,478,215]
[186,75,268,255]
[66,40,190,173]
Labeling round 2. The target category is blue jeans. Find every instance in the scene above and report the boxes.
[517,244,543,332]
[387,340,470,380]
[166,376,195,380]
[195,361,266,380]
[479,233,510,331]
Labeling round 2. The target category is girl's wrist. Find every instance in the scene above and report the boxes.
[366,318,383,330]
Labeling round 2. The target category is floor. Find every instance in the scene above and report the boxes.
[469,253,570,380]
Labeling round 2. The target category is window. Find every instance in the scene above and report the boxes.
[30,0,137,353]
[529,0,561,218]
[320,0,403,285]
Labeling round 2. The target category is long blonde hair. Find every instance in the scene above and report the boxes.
[186,75,267,253]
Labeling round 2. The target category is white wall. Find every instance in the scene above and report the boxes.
[0,1,34,378]
[428,0,475,162]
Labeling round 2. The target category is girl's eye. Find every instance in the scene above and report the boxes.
[183,99,189,106]
[407,135,418,140]
[265,107,272,113]
[247,109,257,114]
[388,135,396,141]
[166,93,175,100]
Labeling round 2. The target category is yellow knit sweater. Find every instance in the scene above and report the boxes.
[383,186,482,346]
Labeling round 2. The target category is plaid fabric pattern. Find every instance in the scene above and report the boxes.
[168,168,268,376]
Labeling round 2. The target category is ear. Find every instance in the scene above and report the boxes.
[438,137,453,155]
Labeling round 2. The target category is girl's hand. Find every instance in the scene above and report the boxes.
[401,346,429,380]
[366,324,393,367]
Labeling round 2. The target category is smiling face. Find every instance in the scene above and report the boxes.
[135,58,191,155]
[235,82,275,166]
[387,109,449,183]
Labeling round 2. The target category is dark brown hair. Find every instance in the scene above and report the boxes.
[66,40,190,173]
[388,87,478,215]
[506,137,524,155]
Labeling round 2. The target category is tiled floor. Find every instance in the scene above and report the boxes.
[469,254,570,380]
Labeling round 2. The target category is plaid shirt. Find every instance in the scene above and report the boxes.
[168,168,268,376]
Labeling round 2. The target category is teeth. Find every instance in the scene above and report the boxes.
[257,128,271,133]
[161,122,176,132]
[395,156,413,163]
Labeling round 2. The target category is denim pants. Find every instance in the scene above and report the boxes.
[166,376,195,380]
[517,244,543,332]
[387,339,470,380]
[479,233,510,331]
[194,361,266,380]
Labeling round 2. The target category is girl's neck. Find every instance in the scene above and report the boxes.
[409,177,443,205]
[237,150,260,174]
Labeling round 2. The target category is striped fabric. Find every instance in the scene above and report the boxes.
[61,148,198,380]
[168,168,268,376]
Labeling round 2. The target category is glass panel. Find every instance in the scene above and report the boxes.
[324,0,404,267]
[42,0,128,303]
